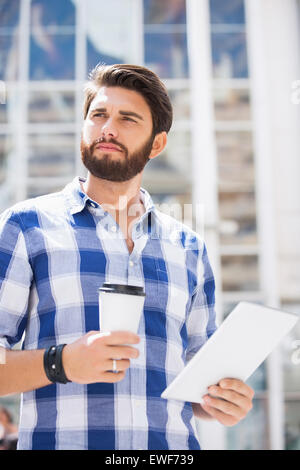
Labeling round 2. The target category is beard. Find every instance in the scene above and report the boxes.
[80,133,155,182]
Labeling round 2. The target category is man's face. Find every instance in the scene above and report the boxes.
[81,86,156,182]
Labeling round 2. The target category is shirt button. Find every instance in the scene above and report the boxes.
[129,260,134,267]
[110,226,117,232]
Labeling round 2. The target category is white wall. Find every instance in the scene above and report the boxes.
[268,0,300,302]
[255,0,300,302]
[246,0,300,449]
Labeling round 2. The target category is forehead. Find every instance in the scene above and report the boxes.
[89,86,151,116]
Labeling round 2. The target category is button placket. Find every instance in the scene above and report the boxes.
[127,256,142,288]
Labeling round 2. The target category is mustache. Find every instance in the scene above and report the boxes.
[93,136,126,152]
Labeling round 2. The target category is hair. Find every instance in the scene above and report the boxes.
[83,63,173,137]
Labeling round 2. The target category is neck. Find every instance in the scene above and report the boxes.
[81,172,145,221]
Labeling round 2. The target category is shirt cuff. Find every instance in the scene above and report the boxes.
[0,338,11,350]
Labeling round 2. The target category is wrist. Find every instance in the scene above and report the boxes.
[61,343,72,382]
[43,344,71,384]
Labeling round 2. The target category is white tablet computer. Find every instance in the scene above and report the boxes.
[161,302,298,404]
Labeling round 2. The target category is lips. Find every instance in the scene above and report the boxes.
[95,143,122,152]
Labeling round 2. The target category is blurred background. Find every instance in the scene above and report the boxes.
[0,0,300,450]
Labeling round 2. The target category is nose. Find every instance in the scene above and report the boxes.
[101,118,118,139]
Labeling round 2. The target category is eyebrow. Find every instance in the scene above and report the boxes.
[90,107,144,121]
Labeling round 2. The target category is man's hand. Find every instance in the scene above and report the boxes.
[200,378,254,426]
[62,330,140,384]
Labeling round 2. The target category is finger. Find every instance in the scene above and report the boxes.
[202,394,243,419]
[108,345,140,359]
[104,358,130,371]
[103,331,141,346]
[201,402,238,427]
[207,386,251,411]
[100,371,126,383]
[218,378,255,399]
[86,331,112,346]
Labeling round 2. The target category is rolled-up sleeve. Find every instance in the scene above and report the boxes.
[0,208,33,349]
[186,242,218,362]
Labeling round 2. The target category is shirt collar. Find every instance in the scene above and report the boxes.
[62,176,156,218]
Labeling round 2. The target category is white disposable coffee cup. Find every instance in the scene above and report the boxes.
[98,283,146,334]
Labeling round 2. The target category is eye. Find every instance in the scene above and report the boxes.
[122,116,136,123]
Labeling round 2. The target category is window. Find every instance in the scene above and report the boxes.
[28,90,75,123]
[28,133,76,178]
[29,0,76,80]
[0,0,20,81]
[85,0,139,75]
[144,0,189,78]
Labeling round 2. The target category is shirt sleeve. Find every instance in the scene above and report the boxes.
[186,241,218,362]
[0,208,33,349]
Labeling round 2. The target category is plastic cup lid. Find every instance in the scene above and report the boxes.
[98,282,146,296]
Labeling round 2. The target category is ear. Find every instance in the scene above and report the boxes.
[148,132,167,159]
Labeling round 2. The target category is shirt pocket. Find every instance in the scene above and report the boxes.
[154,256,190,326]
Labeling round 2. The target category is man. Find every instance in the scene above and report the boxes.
[0,64,253,450]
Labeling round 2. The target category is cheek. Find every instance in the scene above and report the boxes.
[82,121,97,144]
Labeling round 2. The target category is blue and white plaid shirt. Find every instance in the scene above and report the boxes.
[0,176,217,450]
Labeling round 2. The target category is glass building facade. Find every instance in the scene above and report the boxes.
[0,0,299,450]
